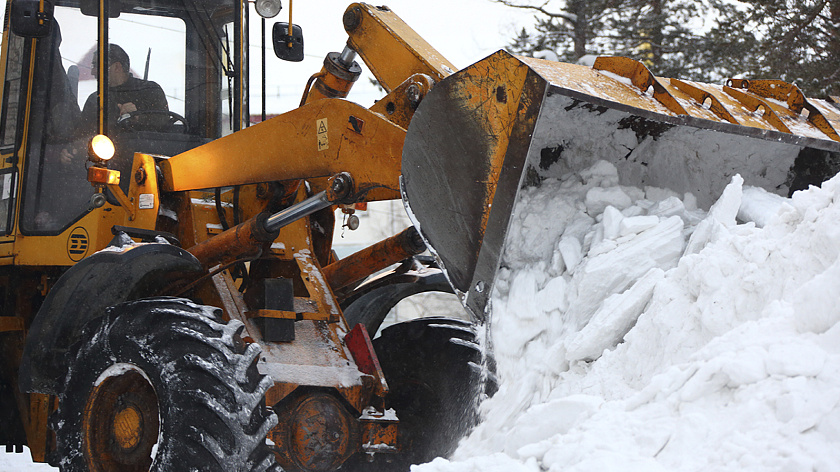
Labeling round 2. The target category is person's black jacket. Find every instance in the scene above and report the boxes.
[81,75,169,131]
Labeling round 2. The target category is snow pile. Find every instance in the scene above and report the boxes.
[0,448,53,471]
[416,160,840,471]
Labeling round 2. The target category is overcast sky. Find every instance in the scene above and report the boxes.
[1,0,534,114]
[253,0,534,112]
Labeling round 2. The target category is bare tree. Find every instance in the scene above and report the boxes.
[497,0,622,62]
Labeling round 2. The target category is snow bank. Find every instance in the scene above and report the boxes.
[416,161,840,471]
[0,448,55,471]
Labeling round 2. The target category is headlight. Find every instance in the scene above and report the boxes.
[255,0,282,18]
[89,134,115,162]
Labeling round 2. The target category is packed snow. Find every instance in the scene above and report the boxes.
[415,159,840,471]
[0,447,54,470]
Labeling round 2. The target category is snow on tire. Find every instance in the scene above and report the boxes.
[52,297,280,472]
[371,317,495,469]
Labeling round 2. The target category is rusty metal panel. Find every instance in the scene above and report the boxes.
[732,79,840,142]
[369,73,435,129]
[724,85,793,134]
[402,50,544,318]
[321,226,424,291]
[0,315,24,332]
[813,98,840,138]
[668,78,738,124]
[593,56,688,116]
[519,56,673,116]
[517,55,840,143]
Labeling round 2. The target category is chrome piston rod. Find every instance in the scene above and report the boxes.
[263,190,331,233]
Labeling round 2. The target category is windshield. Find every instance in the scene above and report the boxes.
[18,0,239,233]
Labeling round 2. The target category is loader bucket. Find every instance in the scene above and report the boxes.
[401,50,840,319]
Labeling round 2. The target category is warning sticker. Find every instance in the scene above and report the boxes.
[317,118,329,151]
[139,193,155,209]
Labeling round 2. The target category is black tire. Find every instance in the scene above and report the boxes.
[53,297,279,472]
[0,367,26,452]
[371,317,496,469]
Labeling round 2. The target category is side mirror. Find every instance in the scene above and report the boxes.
[80,0,121,18]
[273,23,304,62]
[10,0,54,38]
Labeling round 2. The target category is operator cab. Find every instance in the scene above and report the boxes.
[3,0,245,233]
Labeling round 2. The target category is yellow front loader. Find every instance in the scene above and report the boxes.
[0,0,838,471]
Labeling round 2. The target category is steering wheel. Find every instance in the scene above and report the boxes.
[116,110,189,133]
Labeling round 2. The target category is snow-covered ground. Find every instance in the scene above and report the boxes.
[416,160,840,471]
[0,447,54,470]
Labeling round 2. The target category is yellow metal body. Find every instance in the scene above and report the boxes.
[343,3,456,92]
[161,99,405,202]
[444,52,536,241]
[368,73,435,129]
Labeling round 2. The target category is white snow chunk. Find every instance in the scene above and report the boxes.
[421,453,540,472]
[553,236,583,274]
[585,186,632,215]
[684,174,743,255]
[619,215,660,237]
[567,215,684,328]
[738,185,789,227]
[505,395,603,454]
[601,206,623,240]
[416,162,840,472]
[790,258,840,334]
[648,196,685,218]
[565,268,665,361]
[579,160,620,187]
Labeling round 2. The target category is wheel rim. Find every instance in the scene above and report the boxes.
[83,365,160,472]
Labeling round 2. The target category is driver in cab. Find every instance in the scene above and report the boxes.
[82,43,169,131]
[62,44,169,164]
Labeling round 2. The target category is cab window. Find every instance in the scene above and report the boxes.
[19,0,231,234]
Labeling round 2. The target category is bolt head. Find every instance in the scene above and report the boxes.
[343,7,361,32]
[406,84,422,108]
[134,167,147,185]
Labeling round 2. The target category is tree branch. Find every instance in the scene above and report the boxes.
[494,0,579,26]
[780,0,829,45]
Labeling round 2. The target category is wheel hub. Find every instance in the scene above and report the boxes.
[84,365,160,472]
[113,403,143,451]
[272,392,358,472]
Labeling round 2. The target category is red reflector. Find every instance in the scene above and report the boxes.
[346,323,382,377]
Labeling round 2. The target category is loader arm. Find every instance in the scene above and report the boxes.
[160,99,405,201]
[341,3,456,92]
